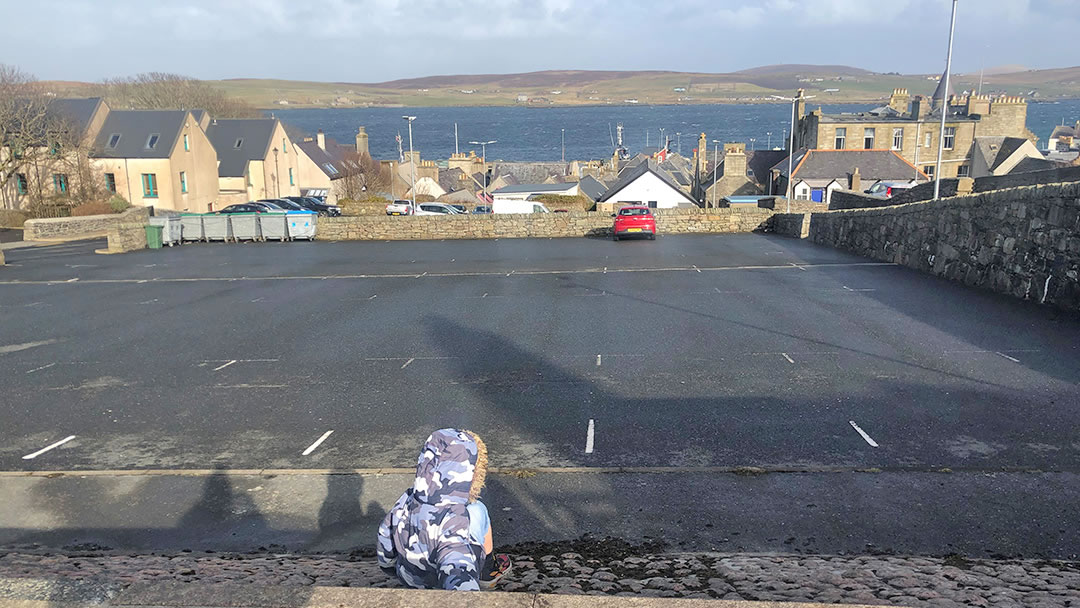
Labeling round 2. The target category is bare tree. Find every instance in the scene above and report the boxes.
[0,64,54,209]
[334,151,390,201]
[99,72,259,118]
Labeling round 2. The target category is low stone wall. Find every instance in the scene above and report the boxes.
[768,213,812,238]
[316,208,773,241]
[23,213,121,241]
[805,181,1080,310]
[104,207,151,253]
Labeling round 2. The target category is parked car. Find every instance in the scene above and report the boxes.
[866,181,915,198]
[260,198,305,211]
[284,196,340,216]
[472,205,492,214]
[415,203,461,215]
[219,203,265,214]
[250,201,287,213]
[386,200,415,215]
[612,206,656,241]
[445,204,468,214]
[553,209,570,213]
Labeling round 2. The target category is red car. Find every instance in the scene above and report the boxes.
[612,206,656,241]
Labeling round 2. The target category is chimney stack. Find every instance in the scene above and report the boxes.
[697,132,708,175]
[316,130,326,151]
[888,88,910,114]
[795,89,807,119]
[355,126,369,157]
[911,95,930,120]
[850,167,861,192]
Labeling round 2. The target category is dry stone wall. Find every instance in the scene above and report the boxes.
[806,182,1080,310]
[23,213,120,240]
[317,208,774,241]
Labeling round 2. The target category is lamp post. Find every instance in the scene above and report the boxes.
[469,139,496,203]
[561,128,565,163]
[749,138,756,152]
[272,147,280,198]
[772,91,815,213]
[711,139,720,208]
[402,115,417,210]
[767,132,772,149]
[676,132,682,155]
[659,128,666,151]
[934,0,959,201]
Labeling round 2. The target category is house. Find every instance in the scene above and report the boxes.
[698,143,787,205]
[93,109,220,212]
[577,175,609,202]
[770,149,928,205]
[491,182,579,202]
[1047,121,1079,152]
[204,118,300,206]
[794,82,1035,180]
[971,136,1054,178]
[293,130,357,204]
[596,162,699,210]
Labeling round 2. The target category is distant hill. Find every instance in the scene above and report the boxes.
[45,65,1080,109]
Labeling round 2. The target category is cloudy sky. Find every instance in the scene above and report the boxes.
[7,0,1079,82]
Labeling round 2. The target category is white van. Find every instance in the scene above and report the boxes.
[492,199,550,214]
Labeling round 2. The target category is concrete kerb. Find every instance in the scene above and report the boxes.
[0,581,902,608]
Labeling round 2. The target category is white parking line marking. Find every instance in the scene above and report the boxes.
[596,354,602,367]
[995,352,1021,363]
[213,360,237,371]
[250,297,265,302]
[22,435,77,460]
[506,270,514,277]
[781,353,795,364]
[848,421,879,448]
[139,299,159,305]
[415,272,427,279]
[0,339,59,355]
[585,419,595,454]
[66,278,79,282]
[482,293,488,298]
[26,363,56,374]
[401,358,415,369]
[692,265,701,273]
[368,294,377,300]
[302,430,334,456]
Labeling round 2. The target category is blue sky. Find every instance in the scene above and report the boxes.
[7,0,1079,82]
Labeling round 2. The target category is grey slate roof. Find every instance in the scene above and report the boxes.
[578,175,608,201]
[204,119,278,177]
[1010,156,1059,174]
[932,70,955,104]
[51,98,104,136]
[490,162,567,184]
[597,162,698,205]
[93,110,188,159]
[296,135,351,180]
[977,136,1030,172]
[493,182,577,195]
[703,149,787,187]
[438,167,467,192]
[1050,124,1078,139]
[773,149,925,181]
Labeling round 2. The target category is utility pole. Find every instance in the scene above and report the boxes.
[934,0,959,201]
[469,140,496,204]
[455,122,459,155]
[772,91,815,213]
[660,128,666,151]
[402,115,417,210]
[676,132,682,155]
[767,132,772,149]
[561,128,565,163]
[711,139,720,208]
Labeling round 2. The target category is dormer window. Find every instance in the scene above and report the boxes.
[234,138,243,149]
[107,134,121,149]
[145,134,160,149]
[324,163,339,175]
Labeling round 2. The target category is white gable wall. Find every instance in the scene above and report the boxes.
[606,171,689,208]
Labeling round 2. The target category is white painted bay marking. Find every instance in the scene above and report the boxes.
[250,297,265,303]
[401,358,415,369]
[596,354,602,367]
[482,293,488,298]
[302,430,334,456]
[66,278,79,282]
[848,421,879,448]
[139,299,158,305]
[214,384,287,389]
[0,339,59,355]
[692,265,701,273]
[506,270,514,277]
[213,360,237,371]
[781,353,795,364]
[22,435,77,460]
[25,363,56,374]
[789,263,807,271]
[368,294,377,300]
[585,419,595,454]
[995,352,1021,363]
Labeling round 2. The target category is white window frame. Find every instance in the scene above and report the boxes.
[863,128,875,150]
[834,128,846,149]
[892,128,903,151]
[943,126,956,151]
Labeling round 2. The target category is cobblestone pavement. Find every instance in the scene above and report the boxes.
[1,549,1077,607]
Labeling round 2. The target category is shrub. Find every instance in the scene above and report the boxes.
[71,201,114,216]
[108,195,130,213]
[0,209,28,228]
[531,194,594,211]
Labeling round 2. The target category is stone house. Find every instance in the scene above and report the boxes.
[204,118,300,206]
[698,143,787,206]
[770,149,929,205]
[971,136,1056,178]
[1047,121,1078,152]
[793,81,1035,180]
[293,130,356,203]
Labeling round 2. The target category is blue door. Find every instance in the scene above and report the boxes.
[811,189,825,202]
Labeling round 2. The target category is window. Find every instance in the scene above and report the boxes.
[834,127,846,149]
[925,131,933,148]
[179,171,187,194]
[142,173,158,198]
[104,173,116,193]
[15,173,28,195]
[52,174,68,193]
[282,138,287,153]
[107,133,121,149]
[957,165,970,178]
[183,134,189,151]
[145,134,160,150]
[234,138,243,149]
[289,168,294,186]
[647,201,658,208]
[943,126,956,150]
[324,163,339,175]
[892,128,903,151]
[863,128,875,150]
[923,165,935,178]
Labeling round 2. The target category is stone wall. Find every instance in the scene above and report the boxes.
[104,207,151,253]
[805,182,1080,310]
[317,208,773,241]
[23,213,121,241]
[768,213,812,239]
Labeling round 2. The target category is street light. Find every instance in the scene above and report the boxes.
[272,147,280,198]
[402,115,417,210]
[711,139,721,208]
[676,132,682,155]
[561,128,565,163]
[767,132,772,149]
[659,128,666,151]
[749,138,756,152]
[934,0,959,201]
[772,91,815,213]
[469,139,496,203]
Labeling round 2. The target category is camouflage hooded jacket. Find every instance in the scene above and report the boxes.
[377,429,488,591]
